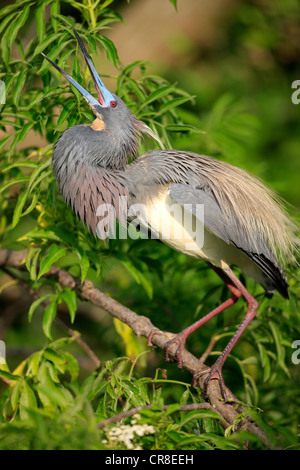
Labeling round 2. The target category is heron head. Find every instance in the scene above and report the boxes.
[42,27,160,167]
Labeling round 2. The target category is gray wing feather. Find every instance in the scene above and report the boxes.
[168,183,289,298]
[168,183,231,246]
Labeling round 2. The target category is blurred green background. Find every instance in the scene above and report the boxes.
[1,0,300,448]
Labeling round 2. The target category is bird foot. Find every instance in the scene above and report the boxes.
[147,328,162,347]
[164,332,189,369]
[147,329,187,369]
[147,328,174,347]
[192,361,228,402]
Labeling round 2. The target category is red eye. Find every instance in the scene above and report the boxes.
[110,100,117,108]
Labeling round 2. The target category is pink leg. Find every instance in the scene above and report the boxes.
[162,266,242,368]
[194,266,259,401]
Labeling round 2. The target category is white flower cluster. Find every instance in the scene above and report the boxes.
[103,414,156,450]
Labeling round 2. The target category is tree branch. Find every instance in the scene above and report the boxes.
[0,249,271,447]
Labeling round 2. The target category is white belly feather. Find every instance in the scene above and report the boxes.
[131,187,268,287]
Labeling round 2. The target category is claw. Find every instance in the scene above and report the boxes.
[147,328,160,347]
[164,332,188,368]
[192,362,228,402]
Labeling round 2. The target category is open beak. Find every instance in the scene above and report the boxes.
[41,27,115,108]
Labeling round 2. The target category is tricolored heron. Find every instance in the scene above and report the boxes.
[42,28,297,400]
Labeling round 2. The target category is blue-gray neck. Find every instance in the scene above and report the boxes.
[52,123,138,237]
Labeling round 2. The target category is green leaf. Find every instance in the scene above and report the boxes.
[0,12,18,35]
[139,85,176,110]
[2,161,38,173]
[43,302,57,339]
[50,1,60,33]
[36,3,46,42]
[44,348,67,365]
[158,95,195,115]
[12,189,29,228]
[28,294,53,322]
[39,38,73,74]
[0,370,21,381]
[33,32,61,58]
[0,177,30,195]
[98,35,119,67]
[38,244,66,279]
[120,258,153,299]
[19,381,38,419]
[1,5,31,64]
[179,410,221,428]
[27,159,51,193]
[269,321,290,377]
[62,352,79,382]
[29,248,41,281]
[11,379,23,410]
[55,101,76,131]
[75,248,90,283]
[60,288,77,323]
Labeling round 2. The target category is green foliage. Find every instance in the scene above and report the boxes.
[0,0,299,450]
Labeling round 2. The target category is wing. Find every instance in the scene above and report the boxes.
[168,183,289,298]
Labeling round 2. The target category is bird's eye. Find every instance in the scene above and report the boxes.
[110,100,117,108]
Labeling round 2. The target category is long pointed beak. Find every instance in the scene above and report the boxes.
[41,28,115,108]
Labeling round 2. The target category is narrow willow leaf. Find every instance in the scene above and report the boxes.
[75,248,90,283]
[139,85,176,110]
[18,122,34,143]
[98,35,119,67]
[158,95,195,115]
[0,177,30,195]
[55,101,76,132]
[169,0,178,10]
[2,5,31,64]
[2,161,38,173]
[22,191,39,217]
[43,301,57,339]
[12,188,29,228]
[36,3,46,42]
[50,1,60,33]
[33,32,61,57]
[0,11,19,36]
[38,244,66,279]
[20,229,62,242]
[39,39,73,73]
[0,370,21,381]
[27,160,51,193]
[0,135,14,152]
[29,248,42,281]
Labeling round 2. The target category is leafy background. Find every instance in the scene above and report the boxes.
[0,0,299,450]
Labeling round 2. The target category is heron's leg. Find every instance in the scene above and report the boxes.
[162,266,242,368]
[193,266,259,401]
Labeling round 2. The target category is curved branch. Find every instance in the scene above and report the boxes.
[0,249,270,447]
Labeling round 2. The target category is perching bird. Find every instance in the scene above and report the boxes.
[42,29,298,400]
